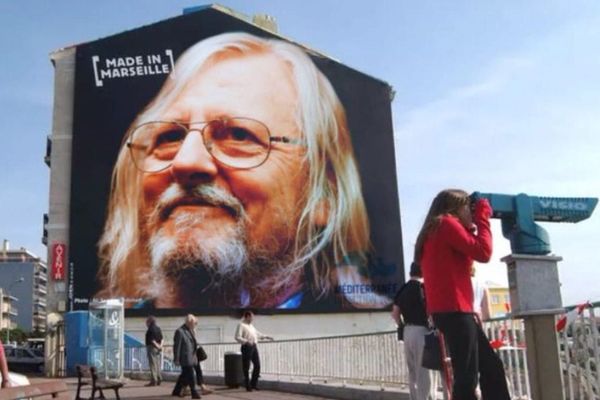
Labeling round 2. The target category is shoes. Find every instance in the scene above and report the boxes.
[145,382,156,387]
[191,393,201,399]
[200,385,214,395]
[252,387,260,391]
[172,391,182,397]
[246,387,252,392]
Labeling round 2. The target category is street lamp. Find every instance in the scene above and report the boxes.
[6,277,24,345]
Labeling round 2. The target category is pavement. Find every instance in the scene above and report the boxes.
[29,377,336,400]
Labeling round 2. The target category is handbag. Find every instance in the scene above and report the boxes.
[196,345,208,362]
[397,322,405,341]
[421,329,443,370]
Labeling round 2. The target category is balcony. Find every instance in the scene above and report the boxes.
[35,285,47,295]
[35,270,48,280]
[33,311,47,320]
[34,298,47,307]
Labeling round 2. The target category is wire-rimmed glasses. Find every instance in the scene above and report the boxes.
[126,117,303,173]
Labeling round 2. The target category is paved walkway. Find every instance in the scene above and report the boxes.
[31,377,335,400]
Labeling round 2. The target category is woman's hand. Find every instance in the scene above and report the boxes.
[473,198,492,220]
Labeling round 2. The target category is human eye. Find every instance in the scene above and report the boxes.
[209,123,259,144]
[149,124,185,159]
[152,127,185,147]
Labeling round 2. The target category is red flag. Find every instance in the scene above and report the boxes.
[556,301,589,332]
[490,339,506,350]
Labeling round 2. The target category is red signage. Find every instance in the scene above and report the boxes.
[52,243,66,280]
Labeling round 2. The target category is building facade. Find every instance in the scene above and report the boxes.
[0,288,19,330]
[488,284,511,318]
[0,242,47,332]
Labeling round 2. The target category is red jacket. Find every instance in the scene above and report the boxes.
[421,201,492,314]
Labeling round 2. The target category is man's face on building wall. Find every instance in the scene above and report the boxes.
[139,52,309,300]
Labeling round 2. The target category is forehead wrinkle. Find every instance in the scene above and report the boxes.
[184,54,301,137]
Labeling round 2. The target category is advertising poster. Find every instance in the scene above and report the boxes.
[69,7,403,315]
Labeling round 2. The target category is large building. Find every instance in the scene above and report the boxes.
[0,288,18,331]
[0,241,48,332]
[45,3,402,349]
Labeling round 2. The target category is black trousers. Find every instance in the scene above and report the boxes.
[173,365,199,397]
[241,343,260,389]
[433,312,511,400]
[194,362,204,385]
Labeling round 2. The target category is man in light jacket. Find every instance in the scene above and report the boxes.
[173,314,200,399]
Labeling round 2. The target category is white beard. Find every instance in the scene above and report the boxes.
[141,183,301,307]
[143,183,249,299]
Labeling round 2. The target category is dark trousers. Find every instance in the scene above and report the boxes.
[173,366,199,397]
[194,362,204,386]
[241,343,260,389]
[433,312,511,400]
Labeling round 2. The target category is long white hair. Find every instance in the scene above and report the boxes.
[97,32,388,308]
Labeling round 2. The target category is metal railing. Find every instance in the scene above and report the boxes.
[122,302,600,399]
[558,301,600,400]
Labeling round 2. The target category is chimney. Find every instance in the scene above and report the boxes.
[252,14,278,33]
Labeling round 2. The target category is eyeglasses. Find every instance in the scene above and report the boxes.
[126,117,304,173]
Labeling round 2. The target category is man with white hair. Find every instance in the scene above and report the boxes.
[96,32,388,310]
[173,314,201,399]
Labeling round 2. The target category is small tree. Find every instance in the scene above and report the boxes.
[0,327,28,344]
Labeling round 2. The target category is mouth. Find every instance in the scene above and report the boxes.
[160,197,238,221]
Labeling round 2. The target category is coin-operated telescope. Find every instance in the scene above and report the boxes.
[471,192,597,400]
[470,192,597,255]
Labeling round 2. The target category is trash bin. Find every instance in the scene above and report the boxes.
[224,351,244,388]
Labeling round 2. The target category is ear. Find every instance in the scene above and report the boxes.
[314,199,330,227]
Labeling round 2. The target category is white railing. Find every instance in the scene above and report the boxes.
[122,302,600,399]
[483,318,531,399]
[558,302,600,400]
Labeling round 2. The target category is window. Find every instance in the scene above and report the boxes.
[491,295,500,304]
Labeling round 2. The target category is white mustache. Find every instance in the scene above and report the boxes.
[153,183,246,221]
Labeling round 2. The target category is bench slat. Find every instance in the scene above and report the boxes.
[0,381,69,400]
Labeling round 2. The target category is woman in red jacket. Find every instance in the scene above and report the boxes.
[415,189,510,400]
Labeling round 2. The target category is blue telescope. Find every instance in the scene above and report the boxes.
[471,192,597,255]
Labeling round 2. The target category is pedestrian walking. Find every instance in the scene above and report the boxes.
[173,314,201,399]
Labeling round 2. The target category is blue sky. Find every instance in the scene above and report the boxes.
[1,1,599,305]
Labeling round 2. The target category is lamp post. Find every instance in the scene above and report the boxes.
[6,277,24,345]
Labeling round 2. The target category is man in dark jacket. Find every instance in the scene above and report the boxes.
[173,314,201,399]
[145,316,163,386]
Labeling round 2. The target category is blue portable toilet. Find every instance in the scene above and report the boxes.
[64,311,89,376]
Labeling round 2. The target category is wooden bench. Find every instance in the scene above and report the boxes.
[0,381,70,400]
[76,364,124,400]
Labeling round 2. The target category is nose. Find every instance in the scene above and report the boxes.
[170,130,218,186]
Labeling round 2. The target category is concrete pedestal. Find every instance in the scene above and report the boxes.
[502,254,565,400]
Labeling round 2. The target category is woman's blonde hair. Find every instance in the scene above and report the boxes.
[98,32,378,306]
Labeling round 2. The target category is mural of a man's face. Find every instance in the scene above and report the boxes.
[138,52,311,306]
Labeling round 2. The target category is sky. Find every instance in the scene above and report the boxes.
[0,1,599,306]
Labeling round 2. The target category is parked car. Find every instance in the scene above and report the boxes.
[4,346,44,373]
